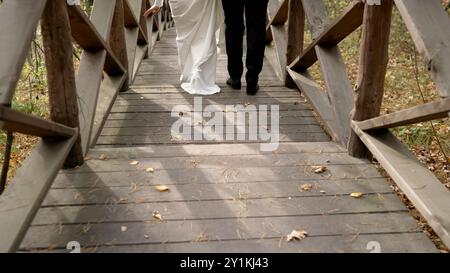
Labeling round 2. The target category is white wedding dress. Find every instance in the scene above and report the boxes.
[152,0,222,95]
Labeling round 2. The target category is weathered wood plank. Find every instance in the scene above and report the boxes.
[22,212,421,250]
[123,0,139,28]
[96,133,330,145]
[117,91,302,100]
[300,0,329,39]
[268,0,288,26]
[124,86,298,94]
[30,194,405,226]
[90,74,127,147]
[103,115,320,127]
[74,0,119,155]
[0,106,77,138]
[124,27,140,82]
[76,50,107,154]
[290,1,364,70]
[69,233,436,253]
[137,0,149,45]
[266,25,287,81]
[67,4,125,76]
[53,164,383,189]
[355,98,450,131]
[395,0,450,98]
[299,0,355,146]
[109,0,130,89]
[132,44,149,82]
[109,100,311,113]
[0,0,47,104]
[42,178,392,206]
[66,149,371,173]
[351,122,450,248]
[286,68,340,139]
[100,125,324,136]
[315,46,353,146]
[285,0,305,87]
[124,0,149,45]
[87,142,347,159]
[131,81,286,88]
[265,0,289,81]
[116,95,300,103]
[0,136,77,253]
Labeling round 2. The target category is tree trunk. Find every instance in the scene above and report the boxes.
[41,0,84,168]
[285,0,305,88]
[348,0,394,158]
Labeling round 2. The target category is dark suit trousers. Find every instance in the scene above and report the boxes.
[222,0,269,84]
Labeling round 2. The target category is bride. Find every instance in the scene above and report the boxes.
[145,0,222,95]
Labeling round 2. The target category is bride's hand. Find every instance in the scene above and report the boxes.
[144,6,161,17]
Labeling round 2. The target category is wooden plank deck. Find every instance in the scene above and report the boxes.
[19,29,437,253]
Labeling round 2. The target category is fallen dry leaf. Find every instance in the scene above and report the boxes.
[146,167,155,173]
[152,211,163,221]
[350,192,365,198]
[195,231,209,242]
[191,160,200,168]
[130,160,139,166]
[172,135,183,141]
[312,166,327,174]
[84,156,92,161]
[155,185,170,192]
[121,226,128,232]
[129,183,139,194]
[99,154,108,161]
[320,190,327,194]
[286,230,308,242]
[299,184,313,192]
[82,223,92,234]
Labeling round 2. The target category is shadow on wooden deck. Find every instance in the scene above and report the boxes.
[20,29,437,253]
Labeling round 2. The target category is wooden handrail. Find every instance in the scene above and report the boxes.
[354,98,450,132]
[67,5,125,76]
[0,106,77,139]
[275,0,450,248]
[0,0,173,252]
[0,0,47,105]
[289,1,364,71]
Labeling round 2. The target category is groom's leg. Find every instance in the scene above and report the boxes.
[244,0,269,85]
[222,0,245,80]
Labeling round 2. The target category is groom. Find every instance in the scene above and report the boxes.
[222,0,270,96]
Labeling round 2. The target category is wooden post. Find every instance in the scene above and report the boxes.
[285,0,305,88]
[110,0,129,90]
[348,0,394,158]
[41,0,84,168]
[140,0,150,58]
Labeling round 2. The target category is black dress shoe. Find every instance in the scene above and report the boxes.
[246,84,260,96]
[226,78,242,90]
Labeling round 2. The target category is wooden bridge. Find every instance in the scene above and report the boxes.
[0,0,449,253]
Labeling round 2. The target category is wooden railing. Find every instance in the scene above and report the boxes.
[0,0,172,252]
[266,0,450,248]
